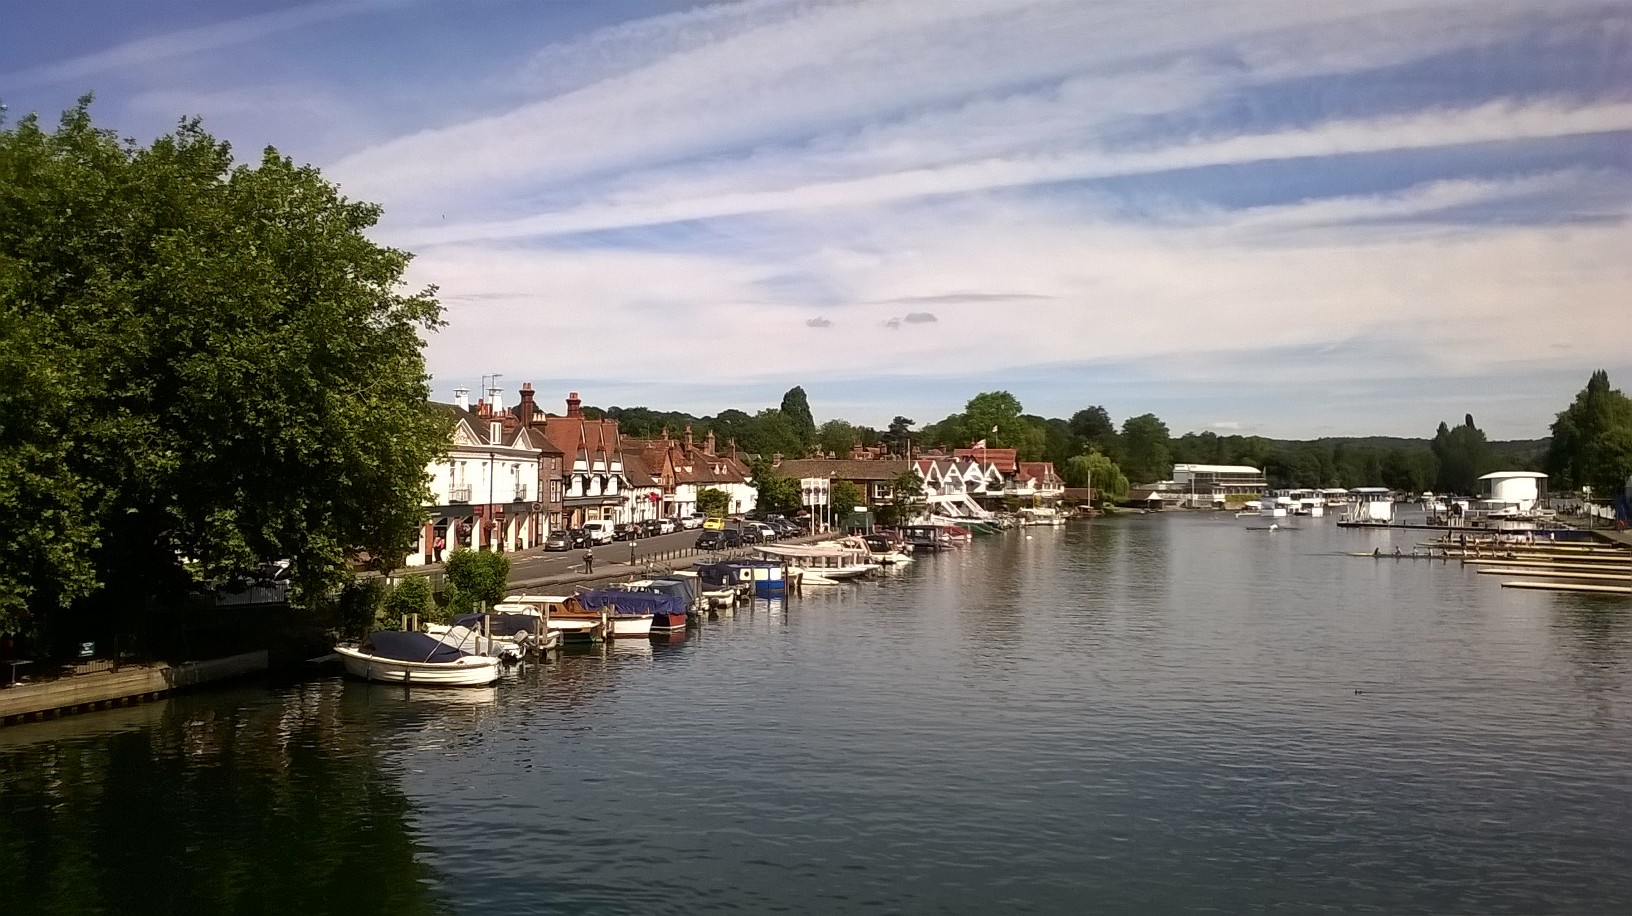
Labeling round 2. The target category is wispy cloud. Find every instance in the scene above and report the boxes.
[1,3,376,88]
[805,316,833,328]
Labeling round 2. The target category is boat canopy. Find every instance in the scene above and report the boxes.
[756,543,860,559]
[451,612,543,636]
[361,631,475,664]
[625,577,697,605]
[572,589,685,616]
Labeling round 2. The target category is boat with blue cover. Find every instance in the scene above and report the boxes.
[334,631,502,687]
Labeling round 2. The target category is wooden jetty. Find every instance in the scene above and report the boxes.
[1501,580,1632,595]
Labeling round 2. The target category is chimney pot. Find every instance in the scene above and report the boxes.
[566,391,582,418]
[453,387,470,410]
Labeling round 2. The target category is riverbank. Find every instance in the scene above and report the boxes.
[0,651,268,726]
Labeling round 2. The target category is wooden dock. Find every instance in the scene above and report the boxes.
[0,651,268,726]
[1501,580,1632,595]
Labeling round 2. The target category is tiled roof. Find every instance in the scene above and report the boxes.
[954,447,1018,473]
[774,458,914,481]
[621,451,660,487]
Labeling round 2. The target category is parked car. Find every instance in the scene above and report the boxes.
[582,520,616,544]
[567,528,591,548]
[680,513,705,530]
[696,530,727,550]
[638,519,663,537]
[544,530,572,551]
[765,517,798,538]
[613,523,639,541]
[657,518,678,535]
[721,528,744,547]
[738,523,771,544]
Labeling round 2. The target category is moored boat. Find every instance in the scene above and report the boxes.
[334,631,502,687]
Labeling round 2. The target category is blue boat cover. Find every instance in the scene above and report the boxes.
[632,578,696,605]
[574,589,685,616]
[451,612,543,636]
[361,631,472,664]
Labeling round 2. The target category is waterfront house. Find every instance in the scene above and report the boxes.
[772,457,916,509]
[622,426,757,518]
[407,387,545,567]
[540,391,631,528]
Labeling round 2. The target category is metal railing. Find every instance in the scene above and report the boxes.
[449,484,472,503]
[514,484,530,502]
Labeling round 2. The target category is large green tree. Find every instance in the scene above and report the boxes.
[0,102,446,638]
[779,386,816,450]
[1064,452,1128,502]
[1547,370,1632,497]
[817,419,859,456]
[1430,414,1493,495]
[1117,414,1172,485]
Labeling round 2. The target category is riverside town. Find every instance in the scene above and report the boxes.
[4,4,1632,914]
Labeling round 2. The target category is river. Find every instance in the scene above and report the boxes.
[3,513,1630,914]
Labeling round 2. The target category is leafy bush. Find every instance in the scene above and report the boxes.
[443,549,509,612]
[384,577,433,628]
[336,579,385,639]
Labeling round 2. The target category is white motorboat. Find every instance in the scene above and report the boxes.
[1016,506,1067,526]
[758,541,880,581]
[428,607,561,657]
[335,631,501,687]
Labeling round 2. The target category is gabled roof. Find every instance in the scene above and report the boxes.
[622,451,660,488]
[1018,461,1060,484]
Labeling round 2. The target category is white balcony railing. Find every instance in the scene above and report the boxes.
[514,483,529,502]
[449,484,472,503]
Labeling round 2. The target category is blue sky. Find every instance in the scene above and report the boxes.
[4,1,1629,440]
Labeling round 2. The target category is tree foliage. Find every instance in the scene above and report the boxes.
[1547,370,1632,497]
[442,549,509,614]
[1430,414,1494,495]
[817,419,859,457]
[1064,452,1128,502]
[696,487,730,518]
[747,459,803,514]
[779,386,815,450]
[876,469,927,527]
[1117,414,1172,485]
[384,576,434,627]
[0,102,446,637]
[830,480,864,520]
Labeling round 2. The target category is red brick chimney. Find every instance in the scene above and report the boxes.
[566,391,582,418]
[517,382,537,426]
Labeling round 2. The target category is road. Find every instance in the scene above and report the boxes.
[502,527,711,583]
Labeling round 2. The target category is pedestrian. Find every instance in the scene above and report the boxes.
[433,536,445,563]
[583,546,594,574]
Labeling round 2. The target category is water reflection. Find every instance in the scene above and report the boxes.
[0,681,449,916]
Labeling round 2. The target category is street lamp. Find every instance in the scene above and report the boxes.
[482,373,503,550]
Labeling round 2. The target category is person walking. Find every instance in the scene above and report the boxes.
[583,546,594,575]
[433,536,445,563]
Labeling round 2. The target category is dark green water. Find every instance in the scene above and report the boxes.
[3,514,1631,914]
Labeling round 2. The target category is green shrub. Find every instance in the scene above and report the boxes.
[443,548,510,610]
[336,579,385,639]
[384,577,433,628]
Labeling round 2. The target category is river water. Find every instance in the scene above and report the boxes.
[3,514,1631,914]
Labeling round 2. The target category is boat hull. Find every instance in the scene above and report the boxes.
[649,611,690,633]
[334,646,501,687]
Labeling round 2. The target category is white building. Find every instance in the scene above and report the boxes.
[408,388,546,567]
[1171,464,1269,507]
[1478,471,1547,515]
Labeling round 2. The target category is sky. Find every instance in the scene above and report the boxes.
[3,0,1629,440]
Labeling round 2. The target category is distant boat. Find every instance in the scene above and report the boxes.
[335,631,502,687]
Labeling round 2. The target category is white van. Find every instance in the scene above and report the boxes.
[581,520,616,544]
